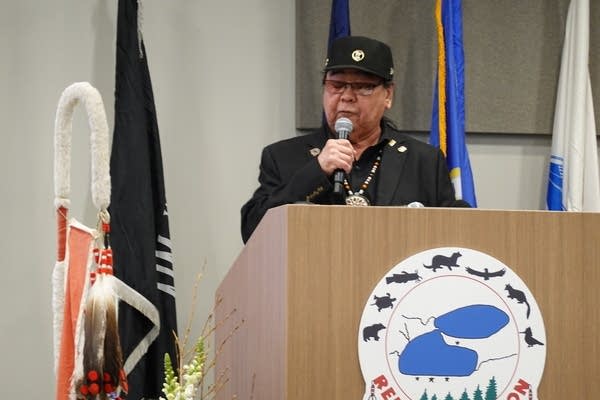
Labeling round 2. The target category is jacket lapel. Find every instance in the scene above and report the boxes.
[376,137,409,205]
[303,127,330,158]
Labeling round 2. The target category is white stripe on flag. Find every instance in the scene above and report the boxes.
[155,250,173,263]
[157,234,171,248]
[156,264,174,277]
[157,283,176,298]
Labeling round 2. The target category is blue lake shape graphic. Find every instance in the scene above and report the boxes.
[435,304,509,338]
[399,330,477,376]
[398,304,509,376]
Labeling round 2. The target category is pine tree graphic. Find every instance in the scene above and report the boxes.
[420,391,429,400]
[473,385,484,400]
[485,377,498,400]
[459,388,471,400]
[444,392,454,400]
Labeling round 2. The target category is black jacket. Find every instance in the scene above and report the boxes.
[241,123,457,243]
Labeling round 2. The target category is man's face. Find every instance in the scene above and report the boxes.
[322,69,394,138]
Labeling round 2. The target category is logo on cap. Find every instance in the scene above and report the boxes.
[352,49,365,62]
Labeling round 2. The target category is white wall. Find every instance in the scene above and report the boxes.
[1,0,294,397]
[469,133,556,210]
[0,1,597,398]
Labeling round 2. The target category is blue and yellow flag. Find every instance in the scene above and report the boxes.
[327,0,351,49]
[429,0,477,207]
[323,0,350,126]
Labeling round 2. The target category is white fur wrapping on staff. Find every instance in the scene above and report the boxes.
[52,258,66,372]
[53,81,111,211]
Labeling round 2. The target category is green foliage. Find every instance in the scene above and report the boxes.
[162,353,182,400]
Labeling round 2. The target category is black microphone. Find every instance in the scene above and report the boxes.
[333,117,353,195]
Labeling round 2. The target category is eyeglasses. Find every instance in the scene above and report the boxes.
[323,80,384,96]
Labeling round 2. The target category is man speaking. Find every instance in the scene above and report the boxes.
[241,36,461,243]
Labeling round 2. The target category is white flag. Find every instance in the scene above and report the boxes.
[547,0,600,211]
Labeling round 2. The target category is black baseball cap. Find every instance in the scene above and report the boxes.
[324,36,394,81]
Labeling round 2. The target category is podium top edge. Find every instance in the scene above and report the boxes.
[280,203,600,215]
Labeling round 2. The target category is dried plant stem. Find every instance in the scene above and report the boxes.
[182,266,206,350]
[161,273,246,400]
[200,308,244,400]
[203,366,230,399]
[201,295,224,336]
[203,317,244,377]
[249,373,256,400]
[204,305,237,342]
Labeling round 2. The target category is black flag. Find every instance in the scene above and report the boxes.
[109,1,178,398]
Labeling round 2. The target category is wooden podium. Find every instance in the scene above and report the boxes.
[215,205,599,399]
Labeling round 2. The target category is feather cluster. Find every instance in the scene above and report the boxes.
[75,228,128,400]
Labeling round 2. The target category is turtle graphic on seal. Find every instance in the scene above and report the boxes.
[372,293,396,312]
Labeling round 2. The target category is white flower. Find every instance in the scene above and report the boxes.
[184,384,196,399]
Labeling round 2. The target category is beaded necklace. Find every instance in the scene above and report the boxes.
[343,149,382,206]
